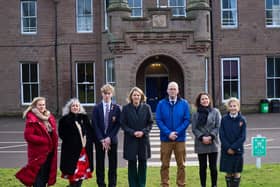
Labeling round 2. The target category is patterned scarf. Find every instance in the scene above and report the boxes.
[32,108,53,132]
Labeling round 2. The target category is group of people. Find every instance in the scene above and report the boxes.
[191,93,246,187]
[15,81,246,187]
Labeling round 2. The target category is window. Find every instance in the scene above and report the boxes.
[20,63,39,104]
[221,0,238,28]
[76,0,93,33]
[105,59,116,86]
[21,0,37,34]
[221,58,240,101]
[266,0,280,27]
[76,62,95,105]
[128,0,142,17]
[168,0,186,17]
[267,57,280,98]
[104,0,109,30]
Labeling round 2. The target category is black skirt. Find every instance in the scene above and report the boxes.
[220,151,243,173]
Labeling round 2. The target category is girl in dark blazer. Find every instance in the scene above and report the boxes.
[120,87,153,187]
[59,98,94,187]
[220,97,246,187]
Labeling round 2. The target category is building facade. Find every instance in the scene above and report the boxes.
[212,0,280,112]
[0,0,279,115]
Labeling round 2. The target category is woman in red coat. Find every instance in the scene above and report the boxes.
[15,97,58,187]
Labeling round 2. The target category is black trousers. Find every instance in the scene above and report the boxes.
[33,153,52,187]
[95,142,118,187]
[198,152,218,187]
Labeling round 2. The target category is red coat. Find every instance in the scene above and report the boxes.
[15,111,58,186]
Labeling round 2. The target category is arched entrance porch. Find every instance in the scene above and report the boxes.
[136,55,184,112]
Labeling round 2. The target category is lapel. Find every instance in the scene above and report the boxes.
[108,103,115,124]
[98,103,105,127]
[137,103,145,120]
[128,103,144,123]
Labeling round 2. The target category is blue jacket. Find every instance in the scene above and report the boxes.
[156,97,191,142]
[219,113,246,155]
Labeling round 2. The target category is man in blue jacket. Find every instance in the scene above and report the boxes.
[156,81,191,187]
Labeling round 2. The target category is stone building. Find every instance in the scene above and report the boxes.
[107,0,211,112]
[0,0,279,115]
[211,0,280,112]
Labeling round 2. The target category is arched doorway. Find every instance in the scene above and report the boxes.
[136,55,184,112]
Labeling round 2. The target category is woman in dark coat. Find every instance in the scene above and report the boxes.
[192,92,221,187]
[15,97,58,187]
[120,87,153,187]
[220,97,246,187]
[59,98,94,187]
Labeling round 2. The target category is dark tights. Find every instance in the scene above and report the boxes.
[198,152,218,187]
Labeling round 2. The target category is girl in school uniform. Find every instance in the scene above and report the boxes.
[219,97,246,187]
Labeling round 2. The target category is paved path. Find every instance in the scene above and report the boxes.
[147,125,199,166]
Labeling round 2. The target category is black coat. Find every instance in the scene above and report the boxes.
[58,113,94,175]
[120,103,153,161]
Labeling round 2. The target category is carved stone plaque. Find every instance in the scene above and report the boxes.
[152,15,167,28]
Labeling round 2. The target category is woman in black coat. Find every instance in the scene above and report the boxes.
[120,87,153,187]
[59,98,94,187]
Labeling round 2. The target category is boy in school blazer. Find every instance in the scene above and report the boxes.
[92,84,121,187]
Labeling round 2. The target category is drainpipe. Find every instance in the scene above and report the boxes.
[69,44,73,98]
[53,0,59,114]
[205,57,208,93]
[209,0,216,106]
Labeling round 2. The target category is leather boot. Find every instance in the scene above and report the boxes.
[225,176,232,187]
[232,177,240,187]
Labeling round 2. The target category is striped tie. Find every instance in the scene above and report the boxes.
[104,103,110,133]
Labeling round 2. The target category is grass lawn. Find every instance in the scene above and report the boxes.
[1,164,279,187]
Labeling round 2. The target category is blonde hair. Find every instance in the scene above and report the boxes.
[101,84,115,94]
[22,97,46,118]
[225,97,240,111]
[126,87,146,103]
[62,98,86,116]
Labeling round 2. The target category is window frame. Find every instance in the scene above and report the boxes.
[221,57,240,102]
[220,0,238,28]
[75,62,95,106]
[266,56,280,99]
[265,0,280,28]
[21,0,37,34]
[76,0,93,33]
[128,0,143,17]
[20,62,40,105]
[168,0,186,17]
[105,59,116,86]
[104,0,108,31]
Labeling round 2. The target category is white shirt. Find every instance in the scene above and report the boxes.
[169,96,177,104]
